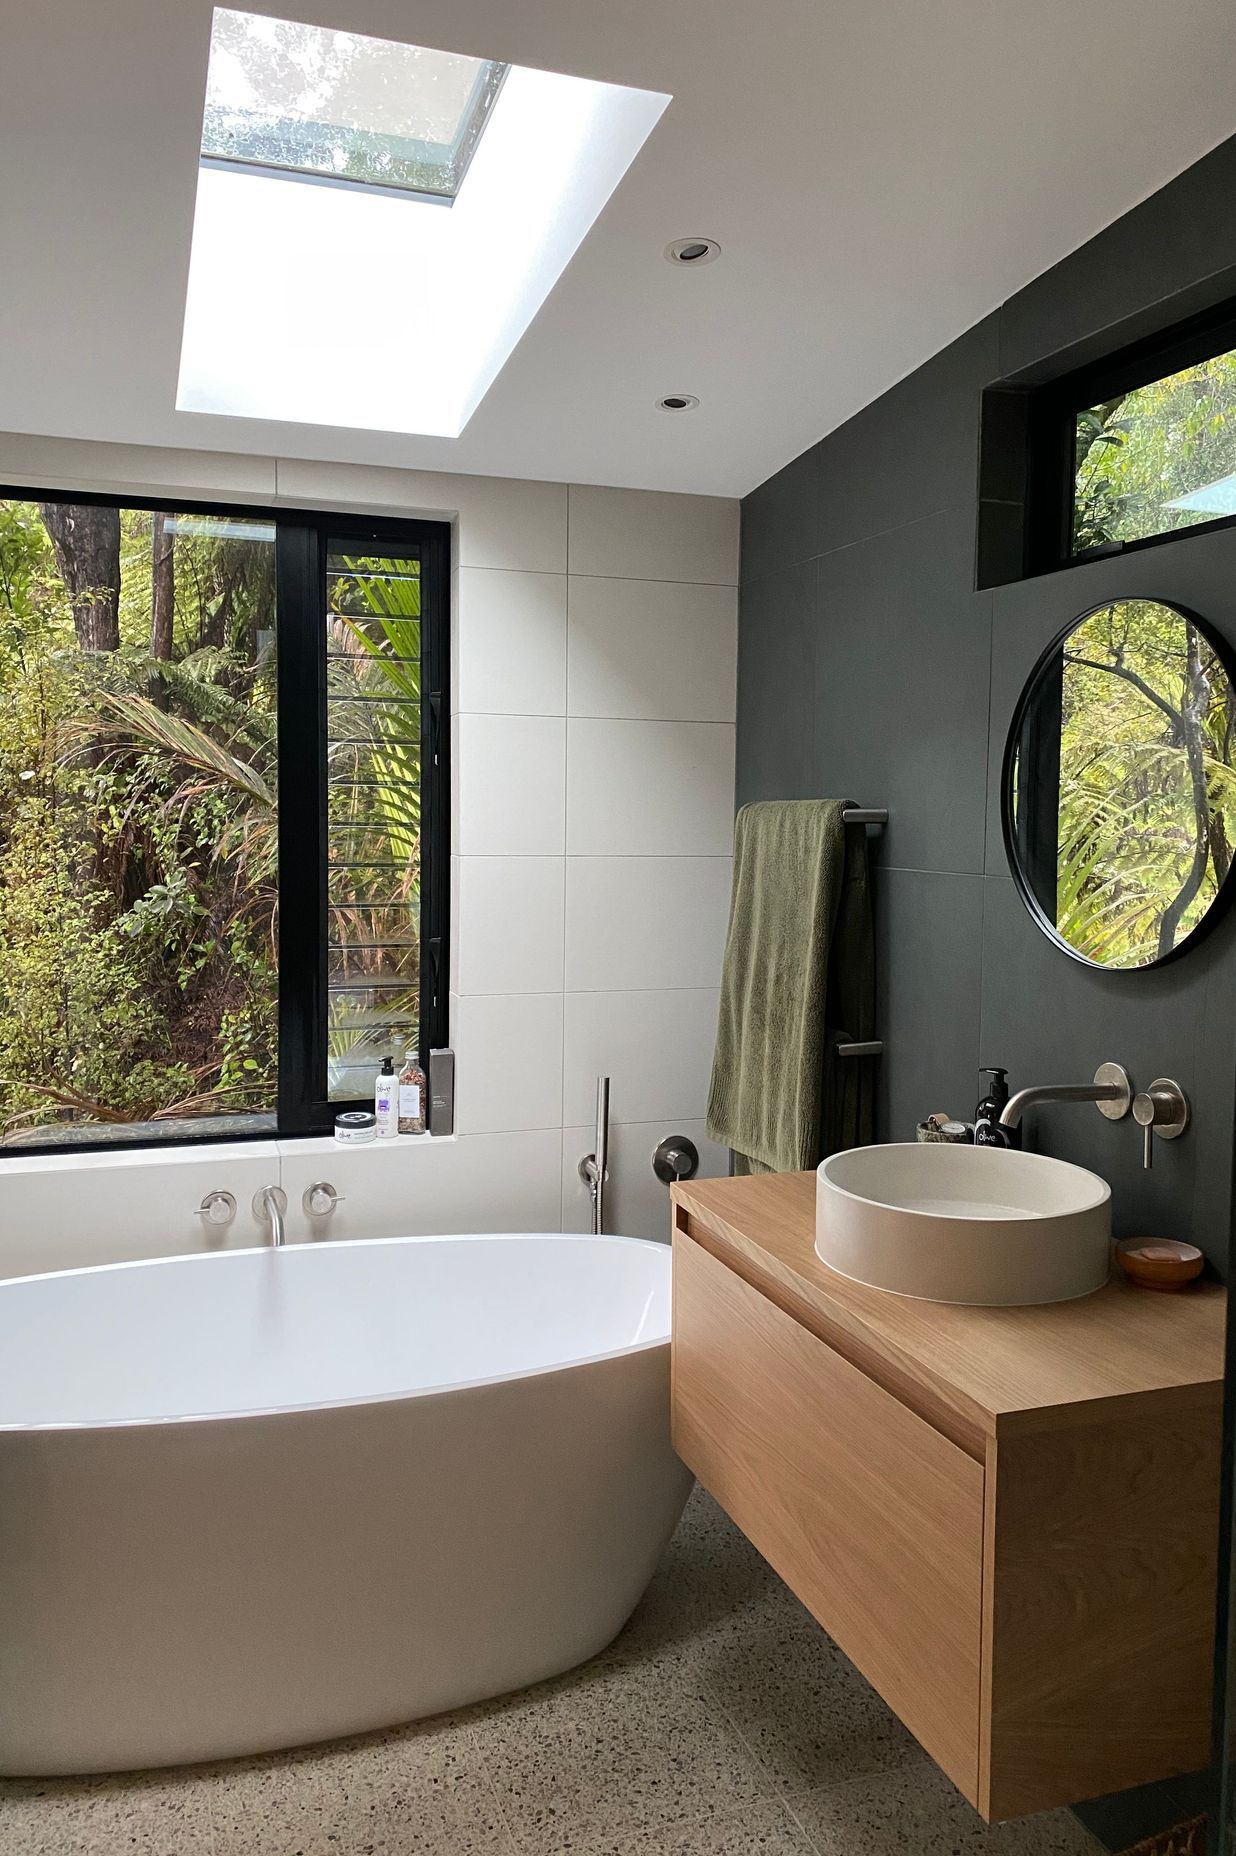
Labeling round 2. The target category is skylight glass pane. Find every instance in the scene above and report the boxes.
[179,37,670,437]
[201,8,507,199]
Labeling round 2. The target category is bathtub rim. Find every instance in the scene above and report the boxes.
[0,1229,675,1437]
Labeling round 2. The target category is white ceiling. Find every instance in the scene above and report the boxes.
[3,0,1235,498]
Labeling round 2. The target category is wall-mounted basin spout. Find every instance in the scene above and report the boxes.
[998,1063,1132,1132]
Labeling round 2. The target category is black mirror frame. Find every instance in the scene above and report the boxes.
[1000,596,1236,971]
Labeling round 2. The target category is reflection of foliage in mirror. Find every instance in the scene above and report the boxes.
[1028,600,1236,968]
[1073,350,1236,554]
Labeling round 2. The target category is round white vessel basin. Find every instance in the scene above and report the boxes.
[816,1143,1111,1306]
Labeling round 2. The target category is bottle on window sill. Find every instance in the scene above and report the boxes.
[375,1056,399,1138]
[399,1050,427,1136]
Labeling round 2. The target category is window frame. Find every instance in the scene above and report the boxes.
[1027,298,1236,574]
[0,485,451,1155]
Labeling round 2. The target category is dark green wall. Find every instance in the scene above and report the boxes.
[739,136,1236,1276]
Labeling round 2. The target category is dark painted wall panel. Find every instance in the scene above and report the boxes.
[999,136,1236,379]
[737,132,1236,1277]
[813,508,991,875]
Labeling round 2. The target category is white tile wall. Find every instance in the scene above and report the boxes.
[455,714,566,855]
[566,485,739,585]
[566,719,737,856]
[451,993,564,1134]
[276,1131,563,1242]
[564,857,732,993]
[562,989,719,1128]
[567,576,737,723]
[457,568,567,716]
[0,1143,280,1279]
[0,438,738,1260]
[454,856,565,995]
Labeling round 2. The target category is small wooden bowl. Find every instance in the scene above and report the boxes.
[1115,1238,1204,1291]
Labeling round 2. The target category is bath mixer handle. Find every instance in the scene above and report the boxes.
[197,1190,237,1227]
[303,1181,345,1217]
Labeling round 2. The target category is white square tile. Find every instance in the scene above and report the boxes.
[565,857,732,992]
[454,1129,565,1230]
[563,989,719,1127]
[454,992,564,1133]
[455,856,565,995]
[456,568,567,716]
[453,476,568,573]
[456,714,566,855]
[561,1120,730,1242]
[567,486,739,585]
[567,719,735,856]
[567,576,737,723]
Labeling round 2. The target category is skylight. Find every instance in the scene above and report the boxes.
[200,11,507,199]
[177,10,670,438]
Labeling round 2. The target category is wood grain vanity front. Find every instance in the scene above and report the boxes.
[671,1172,1225,1823]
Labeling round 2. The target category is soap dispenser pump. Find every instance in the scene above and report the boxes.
[974,1067,1019,1149]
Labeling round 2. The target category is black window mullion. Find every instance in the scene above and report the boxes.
[419,528,450,1067]
[275,521,329,1132]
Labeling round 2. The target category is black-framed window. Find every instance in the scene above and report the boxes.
[0,488,449,1152]
[1023,301,1236,574]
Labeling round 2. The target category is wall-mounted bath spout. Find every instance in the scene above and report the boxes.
[253,1185,288,1248]
[578,1076,610,1236]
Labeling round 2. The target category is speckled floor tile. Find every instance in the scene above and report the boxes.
[694,1599,927,1794]
[786,1761,1105,1855]
[0,1771,215,1854]
[603,1487,795,1670]
[0,1491,1104,1856]
[471,1651,774,1855]
[545,1798,817,1855]
[205,1717,515,1855]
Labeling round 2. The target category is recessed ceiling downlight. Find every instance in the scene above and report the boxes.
[665,237,720,266]
[657,394,699,411]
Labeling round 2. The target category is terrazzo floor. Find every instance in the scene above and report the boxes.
[1,1488,1106,1856]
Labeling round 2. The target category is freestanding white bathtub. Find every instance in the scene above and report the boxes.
[0,1232,692,1775]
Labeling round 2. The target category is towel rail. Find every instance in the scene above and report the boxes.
[841,807,887,826]
[837,1040,884,1058]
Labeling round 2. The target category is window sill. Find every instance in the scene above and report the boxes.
[0,1130,457,1177]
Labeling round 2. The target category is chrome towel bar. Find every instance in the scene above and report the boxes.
[837,1040,884,1058]
[841,807,887,826]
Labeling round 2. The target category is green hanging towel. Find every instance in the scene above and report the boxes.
[706,799,875,1174]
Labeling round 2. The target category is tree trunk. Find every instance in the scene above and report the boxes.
[38,502,122,652]
[1158,626,1213,957]
[150,511,175,660]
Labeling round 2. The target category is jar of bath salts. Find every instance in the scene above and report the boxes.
[398,1050,427,1135]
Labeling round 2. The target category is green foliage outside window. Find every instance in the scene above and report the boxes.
[0,500,279,1141]
[1073,350,1236,553]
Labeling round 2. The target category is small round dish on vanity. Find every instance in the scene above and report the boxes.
[1115,1237,1204,1291]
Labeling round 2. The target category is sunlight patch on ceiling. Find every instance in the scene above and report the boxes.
[177,9,670,438]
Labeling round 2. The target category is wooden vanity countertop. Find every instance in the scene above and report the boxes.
[671,1171,1226,1450]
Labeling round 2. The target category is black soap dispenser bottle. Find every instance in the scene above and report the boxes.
[974,1067,1019,1149]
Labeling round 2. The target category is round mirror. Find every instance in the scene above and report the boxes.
[1003,598,1236,969]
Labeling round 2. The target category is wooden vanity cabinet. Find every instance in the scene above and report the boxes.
[670,1174,1224,1823]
